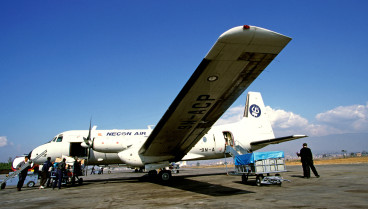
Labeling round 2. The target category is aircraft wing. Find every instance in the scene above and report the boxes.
[139,25,292,162]
[250,135,308,150]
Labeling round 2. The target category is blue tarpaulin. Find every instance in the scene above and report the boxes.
[234,151,284,165]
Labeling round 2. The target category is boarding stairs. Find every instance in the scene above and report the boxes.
[225,145,240,157]
[224,141,250,174]
[225,140,249,157]
[0,149,47,189]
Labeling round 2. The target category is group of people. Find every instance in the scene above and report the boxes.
[90,166,104,175]
[16,156,82,191]
[40,157,67,190]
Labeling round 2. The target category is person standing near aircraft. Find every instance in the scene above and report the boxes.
[39,157,53,189]
[53,158,66,190]
[72,157,81,184]
[16,156,31,191]
[91,166,95,175]
[297,143,320,178]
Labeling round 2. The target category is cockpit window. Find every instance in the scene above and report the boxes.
[52,137,57,142]
[56,136,63,142]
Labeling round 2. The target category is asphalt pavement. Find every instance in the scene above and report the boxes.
[1,164,367,208]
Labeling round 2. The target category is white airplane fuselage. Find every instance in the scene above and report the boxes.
[30,120,269,166]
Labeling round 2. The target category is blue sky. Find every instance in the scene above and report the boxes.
[1,1,368,162]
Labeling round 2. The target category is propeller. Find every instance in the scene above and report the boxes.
[83,119,95,175]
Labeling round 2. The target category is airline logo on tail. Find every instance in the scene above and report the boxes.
[250,104,261,117]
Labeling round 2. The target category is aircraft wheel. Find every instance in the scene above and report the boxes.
[1,182,6,190]
[256,175,263,187]
[27,181,35,187]
[159,170,172,182]
[148,170,158,177]
[241,174,248,184]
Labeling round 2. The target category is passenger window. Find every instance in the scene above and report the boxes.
[203,137,207,143]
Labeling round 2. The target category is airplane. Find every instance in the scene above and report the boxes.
[27,25,306,181]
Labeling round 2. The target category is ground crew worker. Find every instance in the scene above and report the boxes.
[53,158,66,189]
[297,143,320,178]
[39,157,53,189]
[16,156,31,191]
[91,166,95,174]
[72,157,81,184]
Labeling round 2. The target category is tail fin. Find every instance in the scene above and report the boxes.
[241,92,307,151]
[243,92,275,139]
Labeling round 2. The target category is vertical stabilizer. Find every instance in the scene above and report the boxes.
[243,92,275,138]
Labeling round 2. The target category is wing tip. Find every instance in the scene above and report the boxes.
[218,25,292,44]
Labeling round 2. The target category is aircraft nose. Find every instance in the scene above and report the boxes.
[30,144,48,162]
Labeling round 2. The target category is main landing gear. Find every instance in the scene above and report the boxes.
[148,169,172,182]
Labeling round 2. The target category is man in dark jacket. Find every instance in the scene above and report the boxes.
[16,156,31,191]
[72,157,81,185]
[53,158,66,189]
[39,157,53,189]
[297,143,320,178]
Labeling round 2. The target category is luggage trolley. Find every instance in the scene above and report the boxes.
[50,162,84,187]
[233,151,289,186]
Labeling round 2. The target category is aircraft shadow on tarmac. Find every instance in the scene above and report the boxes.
[151,175,255,197]
[83,172,255,197]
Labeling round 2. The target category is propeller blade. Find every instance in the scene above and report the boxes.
[83,119,93,146]
[87,119,92,141]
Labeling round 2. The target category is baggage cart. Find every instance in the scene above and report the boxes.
[50,167,84,187]
[232,151,289,186]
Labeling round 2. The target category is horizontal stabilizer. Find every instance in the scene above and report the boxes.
[250,135,307,146]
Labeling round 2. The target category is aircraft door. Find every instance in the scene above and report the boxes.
[69,143,88,157]
[223,132,234,148]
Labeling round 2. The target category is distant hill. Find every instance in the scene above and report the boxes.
[259,133,368,156]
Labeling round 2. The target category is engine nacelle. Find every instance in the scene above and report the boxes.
[118,148,144,167]
[92,138,127,153]
[118,147,173,168]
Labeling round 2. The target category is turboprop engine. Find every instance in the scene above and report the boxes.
[81,138,128,153]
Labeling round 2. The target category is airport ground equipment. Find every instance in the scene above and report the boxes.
[230,151,289,186]
[50,170,70,187]
[169,163,180,174]
[0,171,39,189]
[0,150,47,189]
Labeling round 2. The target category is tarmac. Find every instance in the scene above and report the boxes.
[1,164,368,209]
